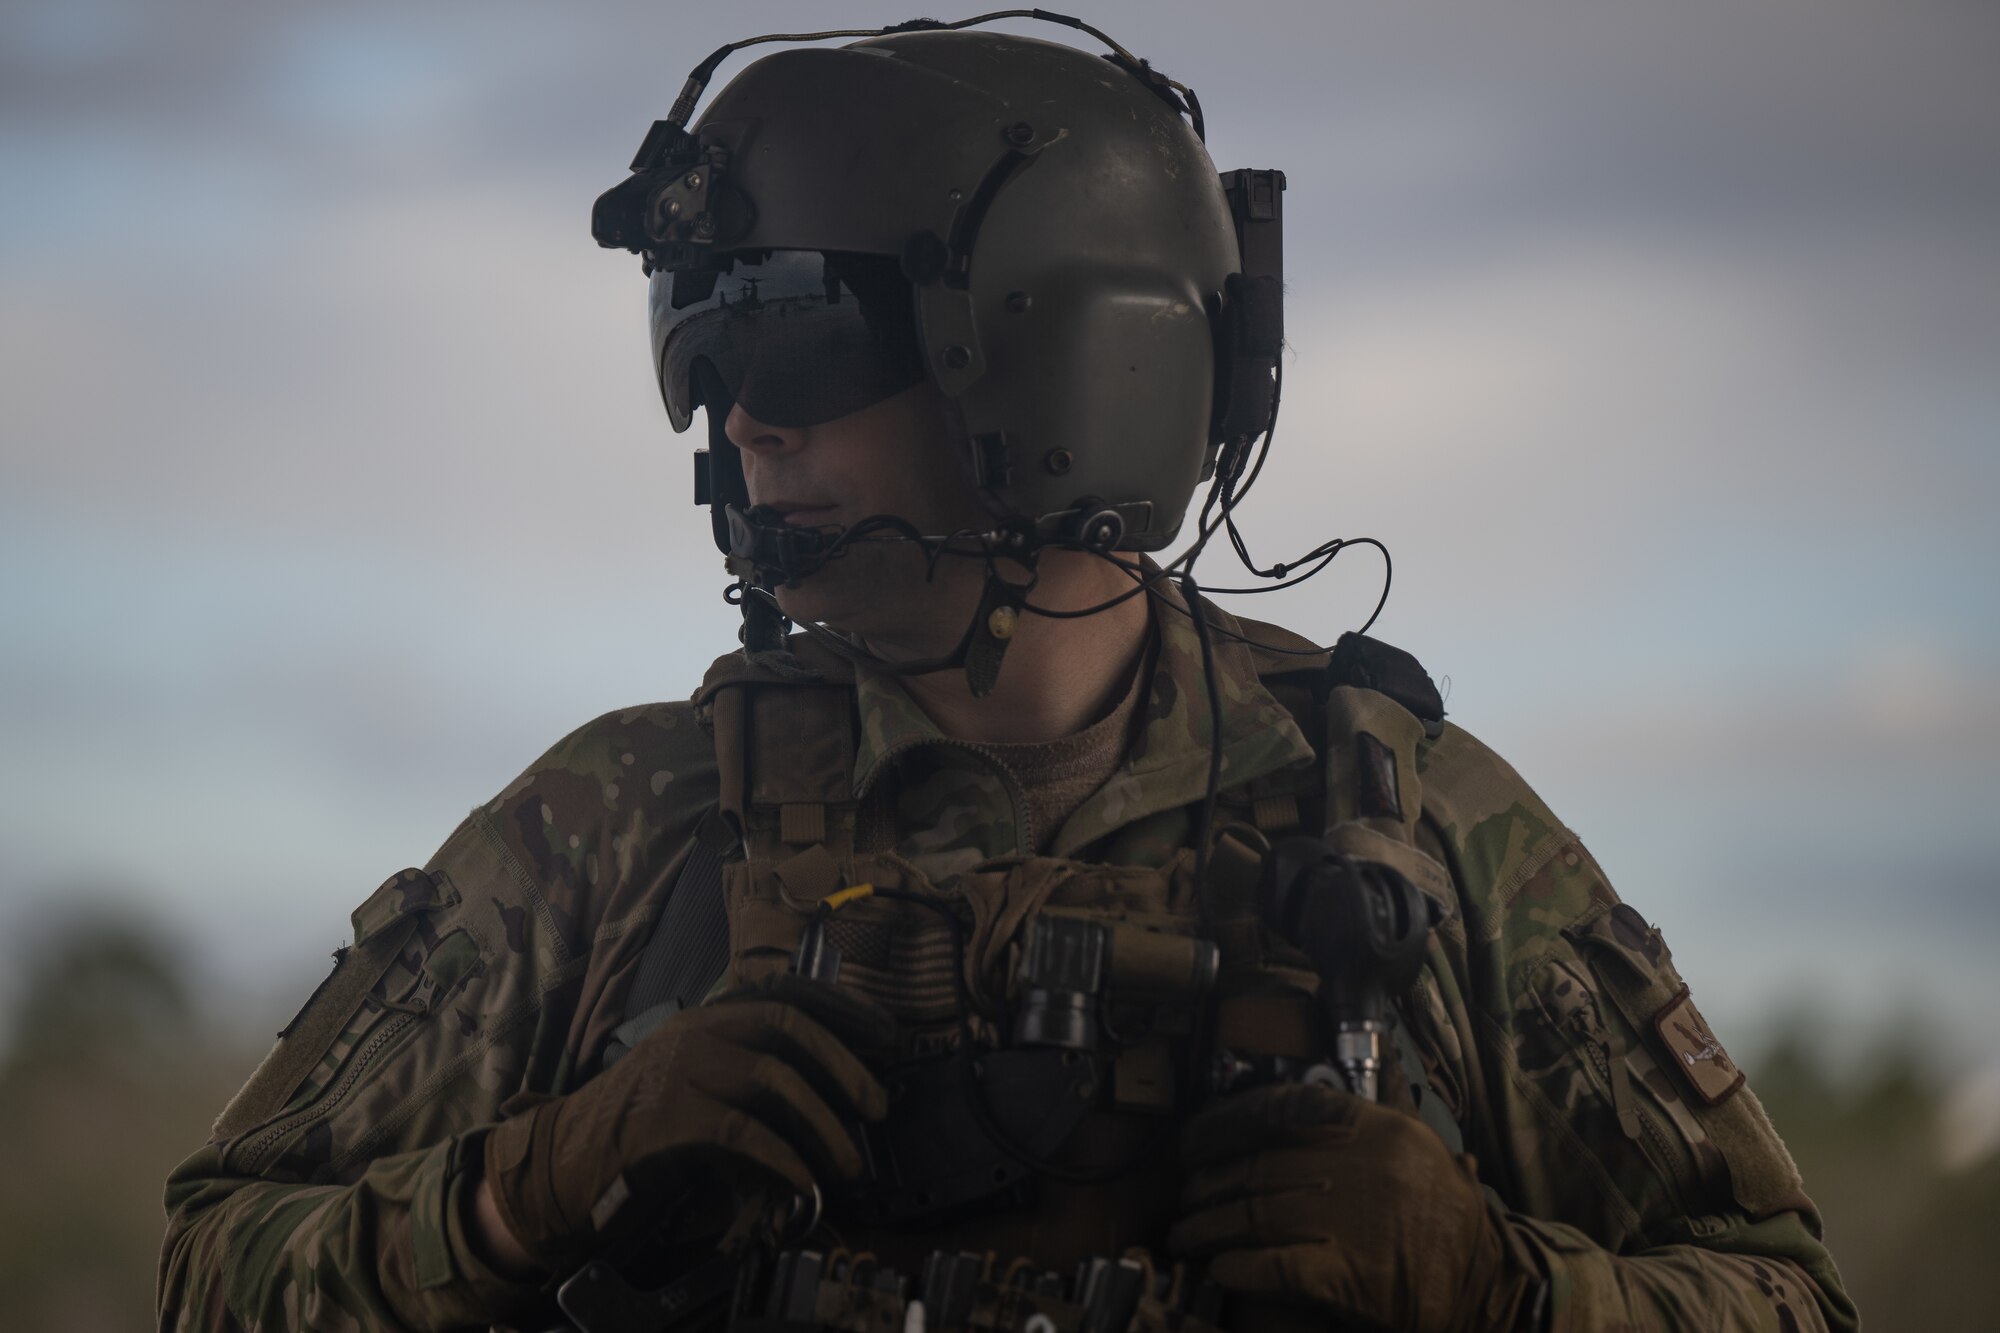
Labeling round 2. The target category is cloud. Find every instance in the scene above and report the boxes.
[3,0,1998,1076]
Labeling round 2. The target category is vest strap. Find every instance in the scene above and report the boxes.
[621,630,1470,1166]
[779,802,827,846]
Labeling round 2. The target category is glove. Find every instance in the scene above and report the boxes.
[483,975,894,1270]
[1168,1082,1542,1333]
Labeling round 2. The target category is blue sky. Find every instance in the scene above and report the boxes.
[3,2,1997,1138]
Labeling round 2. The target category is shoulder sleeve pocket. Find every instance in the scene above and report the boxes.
[210,869,460,1159]
[1563,902,1814,1224]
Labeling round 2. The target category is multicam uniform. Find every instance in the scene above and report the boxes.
[159,591,1856,1332]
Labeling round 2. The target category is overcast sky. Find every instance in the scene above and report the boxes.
[3,2,1998,1127]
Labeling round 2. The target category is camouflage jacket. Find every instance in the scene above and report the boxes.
[159,592,1856,1333]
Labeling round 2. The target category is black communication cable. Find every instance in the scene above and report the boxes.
[663,10,1202,144]
[1179,570,1227,894]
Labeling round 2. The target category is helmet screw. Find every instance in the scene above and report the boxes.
[986,605,1018,641]
[1080,509,1124,550]
[1044,448,1073,475]
[942,344,972,370]
[664,200,682,219]
[1003,122,1035,147]
[1005,290,1031,314]
[684,171,703,189]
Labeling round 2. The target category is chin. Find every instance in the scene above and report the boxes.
[771,553,893,634]
[772,544,977,645]
[771,579,862,633]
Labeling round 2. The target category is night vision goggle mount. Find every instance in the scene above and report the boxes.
[593,10,1286,691]
[591,121,748,274]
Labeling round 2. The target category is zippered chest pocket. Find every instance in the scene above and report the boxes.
[218,869,487,1182]
[1517,946,1712,1226]
[1514,901,1811,1234]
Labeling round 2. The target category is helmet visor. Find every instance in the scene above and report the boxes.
[650,249,928,431]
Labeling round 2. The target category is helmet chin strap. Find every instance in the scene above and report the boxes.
[725,503,1034,697]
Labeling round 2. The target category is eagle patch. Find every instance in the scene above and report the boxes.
[1653,985,1745,1106]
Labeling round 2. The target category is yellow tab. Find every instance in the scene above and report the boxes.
[823,883,875,912]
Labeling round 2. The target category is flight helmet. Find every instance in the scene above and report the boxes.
[593,12,1284,680]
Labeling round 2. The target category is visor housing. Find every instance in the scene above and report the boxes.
[650,250,927,431]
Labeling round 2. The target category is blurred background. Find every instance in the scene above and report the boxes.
[3,0,1996,1327]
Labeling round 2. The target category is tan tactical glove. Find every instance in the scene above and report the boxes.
[1169,1082,1543,1333]
[483,976,893,1271]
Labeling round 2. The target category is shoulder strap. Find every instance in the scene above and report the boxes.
[1231,617,1468,1152]
[1314,630,1454,903]
[1223,618,1448,839]
[608,645,858,1067]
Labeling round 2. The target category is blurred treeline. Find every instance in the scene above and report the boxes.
[1,915,1994,1331]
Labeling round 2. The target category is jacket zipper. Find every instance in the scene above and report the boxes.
[240,997,428,1169]
[1572,1009,1678,1168]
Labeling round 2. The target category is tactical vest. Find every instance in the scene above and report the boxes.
[602,612,1460,1326]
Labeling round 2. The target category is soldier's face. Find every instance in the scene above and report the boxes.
[727,380,991,642]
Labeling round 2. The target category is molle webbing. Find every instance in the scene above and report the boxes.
[709,673,867,989]
[1224,617,1465,1149]
[713,678,861,861]
[1226,617,1454,912]
[1222,613,1331,838]
[1320,684,1454,908]
[1232,667,1326,837]
[744,1245,1229,1333]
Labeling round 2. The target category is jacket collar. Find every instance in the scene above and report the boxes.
[850,575,1314,857]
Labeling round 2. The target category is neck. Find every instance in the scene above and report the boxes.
[888,553,1151,745]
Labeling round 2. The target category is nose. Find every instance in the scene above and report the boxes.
[724,401,806,456]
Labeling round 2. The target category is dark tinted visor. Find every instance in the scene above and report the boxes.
[649,249,928,431]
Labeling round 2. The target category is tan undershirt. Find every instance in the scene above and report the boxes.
[976,650,1149,853]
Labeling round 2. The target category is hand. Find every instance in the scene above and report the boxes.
[1169,1082,1540,1333]
[481,975,893,1271]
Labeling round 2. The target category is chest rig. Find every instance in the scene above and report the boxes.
[671,617,1455,1247]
